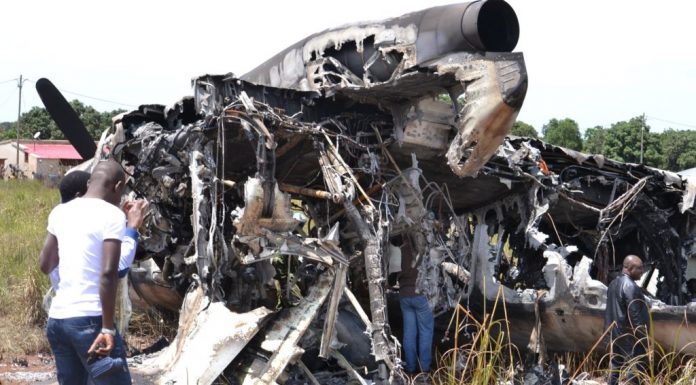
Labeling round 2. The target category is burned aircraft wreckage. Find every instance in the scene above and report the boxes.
[38,0,696,383]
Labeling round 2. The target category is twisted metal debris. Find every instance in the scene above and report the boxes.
[72,1,696,383]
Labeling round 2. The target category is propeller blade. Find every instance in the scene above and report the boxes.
[35,78,96,160]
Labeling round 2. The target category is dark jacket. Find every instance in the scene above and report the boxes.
[604,273,650,341]
[398,235,419,297]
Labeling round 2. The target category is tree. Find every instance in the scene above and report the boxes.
[542,118,582,150]
[583,126,606,154]
[602,116,662,167]
[0,123,15,140]
[66,101,124,139]
[660,129,696,171]
[18,106,59,139]
[511,120,538,138]
[0,101,125,141]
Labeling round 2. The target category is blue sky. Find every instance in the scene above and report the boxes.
[1,0,695,133]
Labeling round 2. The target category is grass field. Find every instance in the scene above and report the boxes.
[0,179,57,355]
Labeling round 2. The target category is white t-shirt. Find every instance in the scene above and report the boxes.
[48,228,137,290]
[47,197,126,319]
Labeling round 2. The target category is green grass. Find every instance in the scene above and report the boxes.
[0,179,58,354]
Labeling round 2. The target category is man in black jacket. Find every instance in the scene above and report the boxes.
[605,255,650,385]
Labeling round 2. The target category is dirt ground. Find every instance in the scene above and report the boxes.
[0,333,163,385]
[0,353,613,385]
[0,353,56,385]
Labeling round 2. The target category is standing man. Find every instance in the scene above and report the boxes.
[604,255,650,385]
[39,160,132,384]
[398,232,434,378]
[58,170,91,203]
[686,279,696,302]
[47,170,148,292]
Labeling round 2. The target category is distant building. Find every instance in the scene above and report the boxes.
[0,139,84,179]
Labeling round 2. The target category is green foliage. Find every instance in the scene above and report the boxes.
[531,115,695,172]
[436,93,465,105]
[436,93,453,104]
[19,105,59,139]
[0,123,16,140]
[511,120,538,138]
[0,100,125,141]
[70,100,125,140]
[660,129,696,171]
[603,117,662,167]
[542,118,583,150]
[583,125,606,154]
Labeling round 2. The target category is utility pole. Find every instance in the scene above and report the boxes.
[16,74,24,168]
[639,113,645,164]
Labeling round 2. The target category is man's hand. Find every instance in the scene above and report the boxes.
[124,199,149,229]
[87,333,114,357]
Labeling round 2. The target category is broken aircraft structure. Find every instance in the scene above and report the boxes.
[37,0,696,383]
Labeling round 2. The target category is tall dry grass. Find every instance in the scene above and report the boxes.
[597,323,696,385]
[429,286,696,385]
[0,179,57,354]
[429,286,518,385]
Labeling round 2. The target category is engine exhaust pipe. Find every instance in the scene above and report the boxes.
[241,0,520,89]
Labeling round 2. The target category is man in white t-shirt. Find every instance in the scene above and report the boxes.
[46,170,148,293]
[39,160,132,384]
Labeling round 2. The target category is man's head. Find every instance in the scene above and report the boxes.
[59,170,91,203]
[85,160,126,205]
[687,278,696,297]
[622,255,645,281]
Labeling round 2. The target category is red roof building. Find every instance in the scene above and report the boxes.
[22,143,83,160]
[0,139,86,179]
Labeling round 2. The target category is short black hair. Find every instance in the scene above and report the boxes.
[59,170,91,203]
[688,278,696,293]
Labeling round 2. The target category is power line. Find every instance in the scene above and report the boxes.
[58,89,136,108]
[22,78,137,108]
[645,115,696,130]
[53,87,135,108]
[0,78,18,85]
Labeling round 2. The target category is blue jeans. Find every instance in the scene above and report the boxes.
[400,295,434,373]
[46,316,131,385]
